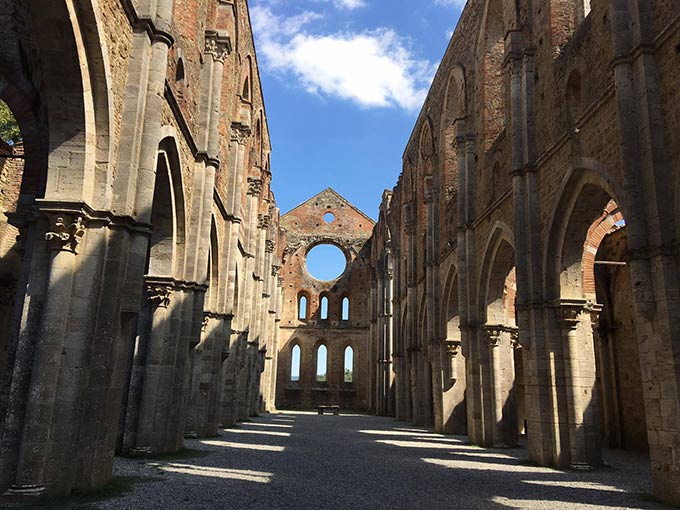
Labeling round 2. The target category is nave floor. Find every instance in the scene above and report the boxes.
[95,412,669,510]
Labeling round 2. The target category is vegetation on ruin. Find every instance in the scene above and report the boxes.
[0,100,21,145]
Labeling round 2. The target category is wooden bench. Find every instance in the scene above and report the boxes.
[317,405,340,415]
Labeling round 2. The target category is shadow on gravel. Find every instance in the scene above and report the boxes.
[0,476,161,510]
[124,448,212,461]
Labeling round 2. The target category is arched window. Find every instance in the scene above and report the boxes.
[242,76,250,101]
[341,297,350,321]
[320,295,329,320]
[291,344,301,382]
[175,58,186,100]
[344,346,354,383]
[316,344,327,382]
[298,293,308,320]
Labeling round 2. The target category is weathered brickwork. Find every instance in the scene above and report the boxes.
[276,189,374,411]
[0,0,282,501]
[368,1,680,505]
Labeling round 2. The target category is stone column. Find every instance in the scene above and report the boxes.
[557,300,602,469]
[610,2,680,503]
[403,205,418,425]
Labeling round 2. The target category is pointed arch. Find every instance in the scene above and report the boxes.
[543,162,624,301]
[478,222,516,325]
[440,65,467,201]
[478,0,507,150]
[290,342,301,383]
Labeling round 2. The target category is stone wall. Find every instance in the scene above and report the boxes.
[368,1,680,505]
[276,188,373,411]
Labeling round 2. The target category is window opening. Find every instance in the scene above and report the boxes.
[316,344,327,382]
[291,345,301,382]
[320,295,329,320]
[344,346,354,383]
[342,297,350,321]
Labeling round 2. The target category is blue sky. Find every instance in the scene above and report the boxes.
[252,0,465,220]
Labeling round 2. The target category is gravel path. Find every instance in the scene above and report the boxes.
[96,412,672,510]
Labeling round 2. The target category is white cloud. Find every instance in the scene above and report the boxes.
[307,0,368,10]
[251,5,435,112]
[434,0,467,7]
[334,0,367,9]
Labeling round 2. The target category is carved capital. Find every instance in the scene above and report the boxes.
[557,300,588,331]
[147,284,172,308]
[445,339,462,358]
[484,325,503,348]
[265,240,276,253]
[247,177,263,197]
[271,264,281,276]
[45,215,86,254]
[204,30,232,63]
[231,124,251,145]
[201,315,210,332]
[258,214,272,230]
[507,327,521,349]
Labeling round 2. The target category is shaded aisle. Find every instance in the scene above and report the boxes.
[97,413,668,510]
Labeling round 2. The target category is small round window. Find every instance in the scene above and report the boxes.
[323,212,335,224]
[306,243,346,281]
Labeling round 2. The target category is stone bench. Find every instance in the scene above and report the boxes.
[317,405,340,416]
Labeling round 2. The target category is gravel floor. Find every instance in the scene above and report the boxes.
[96,412,672,510]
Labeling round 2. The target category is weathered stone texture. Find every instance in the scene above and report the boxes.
[368,1,680,506]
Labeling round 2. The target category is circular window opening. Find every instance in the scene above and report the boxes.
[306,243,346,281]
[323,212,335,224]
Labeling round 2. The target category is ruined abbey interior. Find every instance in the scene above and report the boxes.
[0,0,679,508]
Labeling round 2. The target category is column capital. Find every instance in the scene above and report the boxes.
[445,339,462,358]
[204,29,232,62]
[231,123,251,145]
[258,214,272,229]
[45,214,86,254]
[146,283,172,308]
[247,177,263,197]
[265,240,276,253]
[483,325,504,348]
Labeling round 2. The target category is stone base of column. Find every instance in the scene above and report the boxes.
[128,446,154,456]
[1,484,47,502]
[570,462,595,471]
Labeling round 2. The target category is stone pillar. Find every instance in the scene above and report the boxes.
[442,338,467,435]
[609,2,680,503]
[557,300,602,469]
[404,204,418,425]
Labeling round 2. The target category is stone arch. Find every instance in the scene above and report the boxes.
[566,69,583,123]
[477,0,507,151]
[439,65,467,202]
[148,136,187,278]
[297,290,310,321]
[478,222,515,325]
[543,162,624,301]
[241,55,253,102]
[1,0,114,206]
